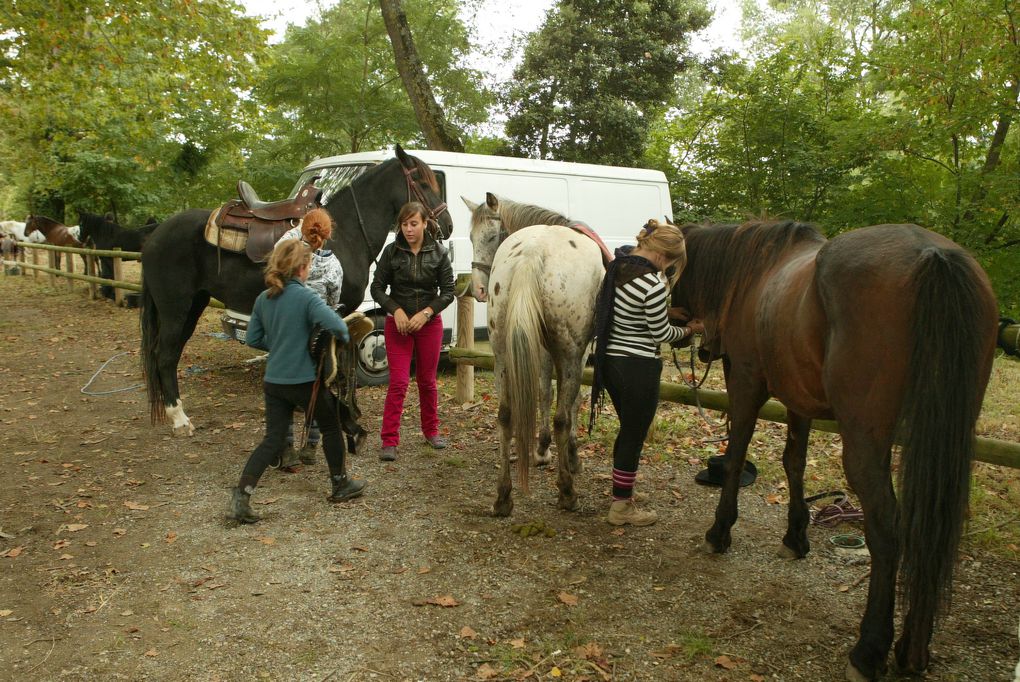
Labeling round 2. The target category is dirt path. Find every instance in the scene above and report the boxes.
[1,274,1018,681]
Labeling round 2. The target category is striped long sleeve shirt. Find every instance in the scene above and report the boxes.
[606,272,684,358]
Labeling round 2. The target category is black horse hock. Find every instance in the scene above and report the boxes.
[78,212,159,300]
[670,221,997,681]
[140,146,451,435]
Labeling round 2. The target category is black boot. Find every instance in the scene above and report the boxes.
[329,474,365,503]
[228,486,259,524]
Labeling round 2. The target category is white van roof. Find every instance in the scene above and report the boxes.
[304,149,668,184]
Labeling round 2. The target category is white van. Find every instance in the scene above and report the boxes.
[238,150,673,384]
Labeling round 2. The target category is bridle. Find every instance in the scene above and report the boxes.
[401,164,449,238]
[671,333,730,439]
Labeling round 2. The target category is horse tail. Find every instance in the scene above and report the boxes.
[502,255,545,495]
[140,274,166,425]
[899,247,991,637]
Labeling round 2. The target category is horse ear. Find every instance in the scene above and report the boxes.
[485,192,499,210]
[461,196,479,212]
[395,144,410,167]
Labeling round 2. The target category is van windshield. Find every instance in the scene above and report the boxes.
[289,164,373,204]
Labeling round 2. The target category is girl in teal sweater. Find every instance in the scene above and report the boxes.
[228,240,364,523]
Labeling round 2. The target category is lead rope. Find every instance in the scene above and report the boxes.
[671,338,729,439]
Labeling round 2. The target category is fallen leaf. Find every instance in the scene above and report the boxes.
[550,666,562,677]
[838,584,850,592]
[417,566,431,574]
[120,610,134,616]
[165,532,177,544]
[509,638,525,649]
[557,591,579,606]
[255,536,275,545]
[53,539,70,549]
[351,545,368,552]
[112,528,126,536]
[144,648,158,657]
[253,497,278,505]
[328,563,355,573]
[0,610,12,617]
[750,675,766,681]
[85,541,97,547]
[425,595,459,607]
[3,547,24,558]
[59,553,74,560]
[63,523,88,533]
[764,494,786,505]
[459,626,477,639]
[475,663,499,680]
[609,528,625,536]
[715,655,738,670]
[123,501,149,511]
[573,642,603,659]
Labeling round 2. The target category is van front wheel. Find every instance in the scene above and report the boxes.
[355,328,389,386]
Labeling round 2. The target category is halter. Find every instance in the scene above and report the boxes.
[470,215,508,275]
[402,165,449,238]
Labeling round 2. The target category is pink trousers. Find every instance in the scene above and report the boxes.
[381,314,443,446]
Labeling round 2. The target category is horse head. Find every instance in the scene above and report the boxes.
[395,144,452,239]
[463,192,504,302]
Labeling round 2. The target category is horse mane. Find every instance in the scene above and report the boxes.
[79,211,115,242]
[495,197,571,233]
[680,220,826,319]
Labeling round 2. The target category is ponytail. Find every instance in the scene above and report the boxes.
[264,239,311,298]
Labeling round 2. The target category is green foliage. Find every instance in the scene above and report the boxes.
[255,0,491,169]
[503,0,711,165]
[653,0,1020,312]
[0,0,271,222]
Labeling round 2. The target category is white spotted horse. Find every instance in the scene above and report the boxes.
[464,193,611,516]
[141,146,451,435]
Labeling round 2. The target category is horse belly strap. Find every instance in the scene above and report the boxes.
[568,221,614,267]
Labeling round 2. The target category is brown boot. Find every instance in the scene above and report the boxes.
[606,499,657,526]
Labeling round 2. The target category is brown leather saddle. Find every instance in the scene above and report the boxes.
[204,180,322,263]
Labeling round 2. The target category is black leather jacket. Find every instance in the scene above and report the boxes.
[371,232,455,317]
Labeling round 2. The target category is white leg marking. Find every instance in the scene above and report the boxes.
[166,400,195,436]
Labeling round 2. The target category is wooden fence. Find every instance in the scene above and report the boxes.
[3,242,224,309]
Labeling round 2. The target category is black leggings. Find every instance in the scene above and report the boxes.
[604,355,662,475]
[239,381,346,490]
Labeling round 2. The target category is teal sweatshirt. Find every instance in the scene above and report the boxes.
[246,279,350,384]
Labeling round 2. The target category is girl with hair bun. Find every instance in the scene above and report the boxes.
[228,239,364,524]
[589,219,703,526]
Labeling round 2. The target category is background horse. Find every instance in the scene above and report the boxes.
[24,214,83,269]
[670,220,997,680]
[78,212,160,299]
[466,193,604,515]
[141,146,451,435]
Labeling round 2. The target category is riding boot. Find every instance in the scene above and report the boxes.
[228,486,259,524]
[329,475,365,503]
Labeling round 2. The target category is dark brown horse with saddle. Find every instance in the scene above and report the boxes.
[670,220,997,681]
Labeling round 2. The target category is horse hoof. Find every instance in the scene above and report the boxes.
[172,422,194,437]
[493,500,513,517]
[534,455,552,468]
[844,661,873,682]
[698,540,718,554]
[557,495,578,512]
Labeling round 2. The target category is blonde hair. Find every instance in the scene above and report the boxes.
[301,208,333,250]
[636,219,686,285]
[264,239,311,298]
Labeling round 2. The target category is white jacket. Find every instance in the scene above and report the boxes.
[276,226,344,308]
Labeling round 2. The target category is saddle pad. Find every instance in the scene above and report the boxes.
[204,207,247,253]
[567,221,614,267]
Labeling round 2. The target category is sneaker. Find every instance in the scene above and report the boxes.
[424,434,448,449]
[606,499,657,526]
[379,445,397,461]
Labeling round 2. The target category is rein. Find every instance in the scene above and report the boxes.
[671,339,729,438]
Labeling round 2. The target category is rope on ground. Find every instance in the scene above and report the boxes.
[81,351,143,396]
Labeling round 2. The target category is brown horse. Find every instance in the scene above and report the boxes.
[25,214,83,269]
[670,221,997,681]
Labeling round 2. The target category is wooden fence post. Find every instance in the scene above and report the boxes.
[65,249,75,291]
[86,254,99,299]
[47,250,57,288]
[31,247,38,279]
[112,248,124,306]
[455,277,475,404]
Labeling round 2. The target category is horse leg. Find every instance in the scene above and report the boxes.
[493,401,514,517]
[703,371,768,554]
[536,354,553,466]
[158,294,209,436]
[779,411,812,559]
[841,434,897,682]
[553,355,584,512]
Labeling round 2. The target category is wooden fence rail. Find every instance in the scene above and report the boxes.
[3,242,225,309]
[448,347,1020,470]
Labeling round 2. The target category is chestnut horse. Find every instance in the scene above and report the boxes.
[25,214,83,269]
[670,220,997,681]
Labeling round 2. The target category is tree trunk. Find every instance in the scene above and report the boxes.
[378,0,464,152]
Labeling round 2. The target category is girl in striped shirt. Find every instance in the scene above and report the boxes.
[590,221,703,526]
